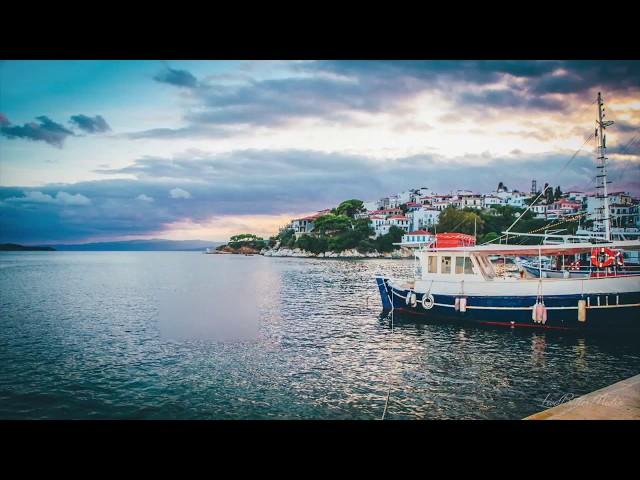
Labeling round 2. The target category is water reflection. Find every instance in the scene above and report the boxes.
[531,334,546,368]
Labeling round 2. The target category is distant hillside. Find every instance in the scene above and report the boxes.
[0,243,56,251]
[49,239,224,251]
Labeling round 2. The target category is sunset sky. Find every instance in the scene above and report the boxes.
[1,60,639,244]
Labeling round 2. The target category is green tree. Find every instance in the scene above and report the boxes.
[313,214,352,234]
[276,228,296,248]
[479,231,500,244]
[228,233,266,249]
[436,206,484,235]
[334,199,365,218]
[296,234,328,254]
[554,185,563,200]
[374,226,405,252]
[545,184,555,204]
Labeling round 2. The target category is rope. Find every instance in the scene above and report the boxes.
[498,133,596,240]
[381,280,394,420]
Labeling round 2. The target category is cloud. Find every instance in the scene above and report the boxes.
[0,115,74,147]
[5,191,91,206]
[2,147,638,244]
[136,194,154,202]
[70,114,111,133]
[0,113,112,147]
[153,67,198,88]
[125,125,242,140]
[169,187,191,199]
[142,61,640,135]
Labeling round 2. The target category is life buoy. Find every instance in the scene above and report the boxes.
[615,251,624,267]
[421,294,435,310]
[590,247,616,269]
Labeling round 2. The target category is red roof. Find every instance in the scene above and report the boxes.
[406,230,432,235]
[294,209,331,222]
[405,202,420,207]
[435,232,476,247]
[389,216,408,220]
[370,208,402,215]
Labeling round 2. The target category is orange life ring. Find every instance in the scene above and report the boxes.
[590,247,616,269]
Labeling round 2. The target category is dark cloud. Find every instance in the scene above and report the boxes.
[129,61,640,138]
[0,115,74,147]
[153,67,198,88]
[530,61,640,95]
[460,89,567,111]
[3,147,637,244]
[70,114,111,133]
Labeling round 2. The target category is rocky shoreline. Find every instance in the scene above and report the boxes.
[260,247,414,259]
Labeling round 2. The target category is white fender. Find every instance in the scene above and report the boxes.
[421,294,435,310]
[459,297,467,313]
[578,299,587,322]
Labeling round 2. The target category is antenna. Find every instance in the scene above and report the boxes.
[595,92,614,242]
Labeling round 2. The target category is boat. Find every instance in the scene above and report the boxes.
[517,257,591,279]
[375,93,640,331]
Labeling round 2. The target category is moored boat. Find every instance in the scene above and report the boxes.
[375,92,640,331]
[376,241,640,331]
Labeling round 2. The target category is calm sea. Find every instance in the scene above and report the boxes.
[1,251,639,419]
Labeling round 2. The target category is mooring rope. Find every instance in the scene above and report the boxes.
[381,281,394,420]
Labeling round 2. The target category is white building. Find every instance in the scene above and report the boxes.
[565,191,586,203]
[401,230,435,247]
[482,195,503,208]
[289,209,331,237]
[387,215,411,232]
[369,215,390,237]
[363,200,381,212]
[409,207,441,231]
[531,204,548,219]
[460,195,483,209]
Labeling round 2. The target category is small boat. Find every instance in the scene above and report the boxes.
[517,258,591,279]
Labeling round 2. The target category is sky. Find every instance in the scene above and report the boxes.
[0,60,639,244]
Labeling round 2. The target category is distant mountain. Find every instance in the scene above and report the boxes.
[48,239,224,251]
[0,243,56,251]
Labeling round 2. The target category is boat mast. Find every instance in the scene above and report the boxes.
[595,92,614,242]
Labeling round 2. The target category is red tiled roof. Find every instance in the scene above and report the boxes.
[389,216,408,220]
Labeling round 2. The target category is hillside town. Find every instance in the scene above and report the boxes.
[284,181,640,245]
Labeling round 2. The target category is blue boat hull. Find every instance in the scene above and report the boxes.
[376,277,640,331]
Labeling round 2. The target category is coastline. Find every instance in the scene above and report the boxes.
[260,247,414,259]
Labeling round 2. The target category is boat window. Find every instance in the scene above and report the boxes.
[455,256,465,274]
[465,257,474,274]
[428,255,437,273]
[441,256,452,274]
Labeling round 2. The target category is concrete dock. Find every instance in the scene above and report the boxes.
[525,374,640,420]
